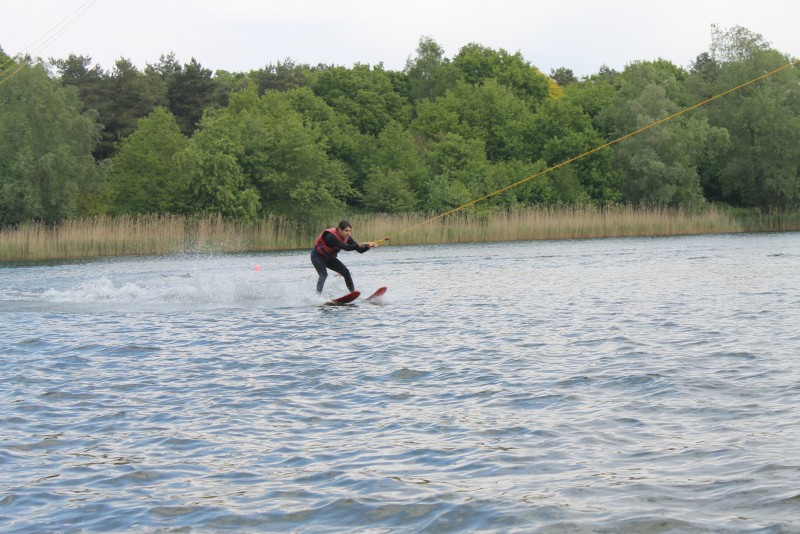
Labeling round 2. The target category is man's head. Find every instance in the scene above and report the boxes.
[337,220,352,239]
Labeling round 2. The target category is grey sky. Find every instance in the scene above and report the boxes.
[2,0,798,77]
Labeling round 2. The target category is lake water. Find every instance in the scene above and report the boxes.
[1,232,799,533]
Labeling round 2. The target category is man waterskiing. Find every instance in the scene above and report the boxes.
[311,220,374,294]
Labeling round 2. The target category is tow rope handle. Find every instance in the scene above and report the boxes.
[365,238,390,247]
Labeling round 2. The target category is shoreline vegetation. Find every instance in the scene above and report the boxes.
[2,206,798,263]
[5,29,800,255]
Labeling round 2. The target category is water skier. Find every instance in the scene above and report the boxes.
[311,220,374,294]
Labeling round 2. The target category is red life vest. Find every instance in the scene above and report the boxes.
[314,227,346,259]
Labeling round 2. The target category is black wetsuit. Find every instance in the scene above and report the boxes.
[311,232,368,293]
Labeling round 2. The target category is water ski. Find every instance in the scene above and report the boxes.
[324,290,360,306]
[365,287,387,301]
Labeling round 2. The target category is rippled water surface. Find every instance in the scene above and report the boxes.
[2,233,800,532]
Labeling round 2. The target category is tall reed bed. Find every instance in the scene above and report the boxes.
[353,205,746,246]
[732,209,800,232]
[0,214,304,261]
[0,205,796,262]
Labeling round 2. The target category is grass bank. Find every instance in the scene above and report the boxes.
[1,206,798,262]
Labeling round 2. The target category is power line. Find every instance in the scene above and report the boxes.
[1,0,99,86]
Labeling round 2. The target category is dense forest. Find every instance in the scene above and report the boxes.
[1,25,799,228]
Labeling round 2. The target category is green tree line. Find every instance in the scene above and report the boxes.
[1,25,798,228]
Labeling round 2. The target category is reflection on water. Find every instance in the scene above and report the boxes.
[1,232,799,532]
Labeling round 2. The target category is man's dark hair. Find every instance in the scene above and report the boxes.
[338,220,352,230]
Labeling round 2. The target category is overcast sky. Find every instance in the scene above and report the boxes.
[2,0,798,77]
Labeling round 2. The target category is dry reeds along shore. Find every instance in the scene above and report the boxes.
[1,206,798,262]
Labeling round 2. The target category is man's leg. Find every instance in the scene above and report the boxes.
[311,251,328,293]
[326,257,355,292]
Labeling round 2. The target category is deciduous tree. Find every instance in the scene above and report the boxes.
[108,107,189,214]
[0,61,101,224]
[451,43,552,108]
[599,61,729,207]
[405,36,457,103]
[691,25,800,210]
